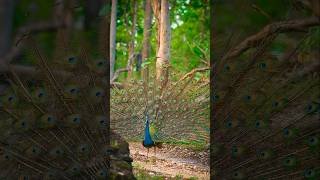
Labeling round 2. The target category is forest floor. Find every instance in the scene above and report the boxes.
[129,142,210,180]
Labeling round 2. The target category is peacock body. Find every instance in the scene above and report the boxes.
[110,69,210,150]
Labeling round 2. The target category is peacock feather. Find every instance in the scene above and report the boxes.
[0,24,135,179]
[211,7,320,178]
[111,67,210,148]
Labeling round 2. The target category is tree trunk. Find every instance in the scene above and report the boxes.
[151,0,161,55]
[127,0,137,79]
[142,0,152,77]
[0,0,15,58]
[156,0,170,84]
[110,0,117,80]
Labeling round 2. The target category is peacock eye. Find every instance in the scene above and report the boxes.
[73,117,79,122]
[4,155,10,160]
[70,88,78,94]
[283,128,290,136]
[226,121,233,128]
[47,117,52,122]
[272,101,279,107]
[8,96,14,102]
[232,170,245,179]
[309,137,315,143]
[97,61,104,67]
[224,65,231,71]
[233,148,238,153]
[307,136,318,146]
[96,169,107,177]
[95,91,102,97]
[283,156,297,167]
[304,168,315,177]
[68,56,77,64]
[38,92,44,98]
[90,87,104,102]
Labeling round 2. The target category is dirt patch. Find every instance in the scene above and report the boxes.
[129,142,210,179]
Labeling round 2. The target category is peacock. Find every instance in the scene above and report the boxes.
[110,67,210,157]
[0,21,136,179]
[210,9,320,179]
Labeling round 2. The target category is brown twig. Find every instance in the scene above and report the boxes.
[178,67,210,82]
[222,16,320,61]
[110,54,136,83]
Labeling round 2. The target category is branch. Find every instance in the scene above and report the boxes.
[110,54,135,83]
[223,16,320,61]
[178,67,210,82]
[0,20,65,66]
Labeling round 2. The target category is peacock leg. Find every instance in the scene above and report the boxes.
[147,148,149,159]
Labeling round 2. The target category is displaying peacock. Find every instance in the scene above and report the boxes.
[210,2,320,178]
[110,67,210,155]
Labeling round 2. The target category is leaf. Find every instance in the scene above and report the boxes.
[194,72,202,81]
[141,61,151,68]
[192,46,204,58]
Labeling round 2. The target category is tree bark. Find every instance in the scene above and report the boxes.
[156,0,170,84]
[0,0,15,58]
[110,0,117,80]
[141,0,153,77]
[127,0,137,79]
[151,0,161,54]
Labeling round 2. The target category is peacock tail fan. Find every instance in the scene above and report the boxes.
[111,66,210,147]
[0,22,134,179]
[211,25,320,179]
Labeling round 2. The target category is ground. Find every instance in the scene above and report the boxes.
[129,142,210,180]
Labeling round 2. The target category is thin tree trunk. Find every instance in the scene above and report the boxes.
[151,0,161,55]
[0,0,15,58]
[142,0,153,77]
[156,0,170,85]
[110,0,117,80]
[127,0,137,79]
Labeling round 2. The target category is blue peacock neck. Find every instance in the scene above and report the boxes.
[143,114,154,147]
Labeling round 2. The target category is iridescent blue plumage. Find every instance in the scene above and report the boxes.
[142,114,154,147]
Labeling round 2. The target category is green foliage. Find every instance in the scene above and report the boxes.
[115,0,209,80]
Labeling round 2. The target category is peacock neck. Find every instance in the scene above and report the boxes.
[143,115,154,147]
